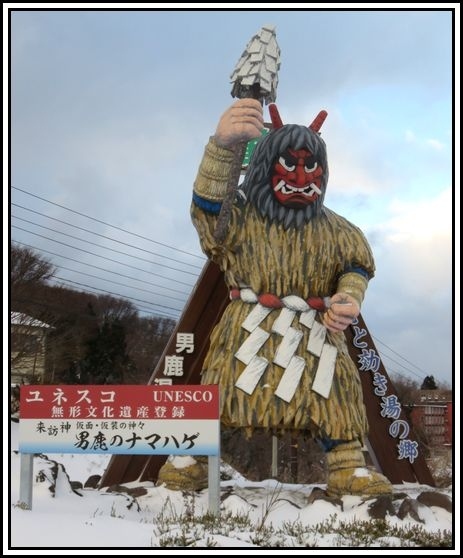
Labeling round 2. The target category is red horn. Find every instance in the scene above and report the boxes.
[268,103,284,129]
[308,110,328,133]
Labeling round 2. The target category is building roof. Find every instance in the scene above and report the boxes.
[10,312,51,329]
[413,389,452,404]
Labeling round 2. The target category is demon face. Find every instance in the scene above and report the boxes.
[271,148,324,208]
[241,107,329,229]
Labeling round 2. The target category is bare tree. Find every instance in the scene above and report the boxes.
[11,244,56,290]
[390,374,420,408]
[92,294,138,324]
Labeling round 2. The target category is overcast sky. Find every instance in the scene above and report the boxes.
[7,5,456,386]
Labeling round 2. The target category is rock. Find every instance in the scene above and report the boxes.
[70,481,83,491]
[307,486,343,510]
[156,458,208,491]
[397,497,426,523]
[107,483,124,493]
[367,495,396,519]
[106,484,148,498]
[84,474,101,489]
[417,490,452,513]
[126,486,148,498]
[391,492,409,501]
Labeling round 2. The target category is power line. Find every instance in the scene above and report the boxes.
[377,350,425,381]
[56,264,188,304]
[12,228,196,288]
[12,240,191,296]
[12,215,199,276]
[386,366,421,384]
[52,275,182,312]
[50,275,183,317]
[11,296,175,336]
[371,334,430,378]
[12,203,204,270]
[12,186,206,261]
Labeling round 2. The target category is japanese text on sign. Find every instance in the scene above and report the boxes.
[352,318,419,464]
[159,332,195,381]
[20,385,219,456]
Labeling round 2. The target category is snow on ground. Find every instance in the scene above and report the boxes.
[7,420,455,553]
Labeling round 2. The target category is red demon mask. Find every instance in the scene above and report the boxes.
[268,104,328,209]
[271,148,324,208]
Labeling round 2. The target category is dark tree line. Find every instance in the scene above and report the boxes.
[11,244,175,385]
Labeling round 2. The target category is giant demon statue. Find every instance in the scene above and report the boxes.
[190,99,392,497]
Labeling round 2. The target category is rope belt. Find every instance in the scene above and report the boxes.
[229,287,331,312]
[230,287,337,401]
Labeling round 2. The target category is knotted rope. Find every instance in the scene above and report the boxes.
[229,287,330,312]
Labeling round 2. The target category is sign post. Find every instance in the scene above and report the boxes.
[19,453,33,510]
[208,454,220,515]
[19,384,220,511]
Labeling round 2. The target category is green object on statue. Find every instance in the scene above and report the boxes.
[242,128,270,167]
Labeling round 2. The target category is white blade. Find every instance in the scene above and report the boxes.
[273,327,303,368]
[311,344,338,399]
[235,356,269,395]
[299,308,316,329]
[307,320,326,357]
[274,356,305,402]
[241,304,273,333]
[271,307,296,335]
[235,327,270,365]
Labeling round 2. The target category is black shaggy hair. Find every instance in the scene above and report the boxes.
[240,124,329,229]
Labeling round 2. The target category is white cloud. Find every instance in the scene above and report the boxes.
[426,138,445,151]
[362,187,453,384]
[369,188,452,300]
[288,105,394,196]
[402,130,446,151]
[375,187,451,243]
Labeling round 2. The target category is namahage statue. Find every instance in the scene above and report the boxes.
[162,99,393,497]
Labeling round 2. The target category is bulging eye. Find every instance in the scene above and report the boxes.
[278,156,295,171]
[305,161,318,173]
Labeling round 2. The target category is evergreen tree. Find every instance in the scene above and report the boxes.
[421,375,438,390]
[78,319,133,384]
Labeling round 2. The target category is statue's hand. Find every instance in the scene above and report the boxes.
[214,99,264,148]
[322,293,360,333]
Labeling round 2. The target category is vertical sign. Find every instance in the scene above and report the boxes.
[345,314,435,485]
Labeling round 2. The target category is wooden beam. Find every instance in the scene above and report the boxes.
[99,261,228,487]
[345,314,435,486]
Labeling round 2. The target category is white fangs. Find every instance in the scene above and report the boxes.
[274,180,321,197]
[308,183,322,195]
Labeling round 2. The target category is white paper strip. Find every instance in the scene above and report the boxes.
[311,344,338,398]
[274,356,305,402]
[299,308,316,329]
[241,304,273,333]
[271,307,296,335]
[235,327,270,365]
[235,356,269,395]
[307,321,326,357]
[273,327,303,368]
